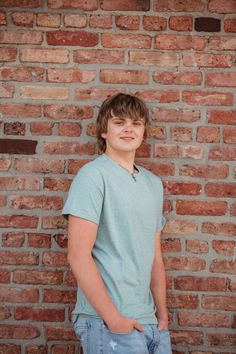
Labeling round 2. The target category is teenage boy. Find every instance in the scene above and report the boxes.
[62,93,172,354]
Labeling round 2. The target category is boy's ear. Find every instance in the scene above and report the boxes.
[101,132,107,139]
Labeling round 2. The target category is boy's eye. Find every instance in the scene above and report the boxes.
[114,120,123,124]
[134,121,144,126]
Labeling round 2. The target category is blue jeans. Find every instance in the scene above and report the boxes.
[74,316,172,354]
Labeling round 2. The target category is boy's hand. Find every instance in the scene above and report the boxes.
[106,315,144,334]
[157,318,169,331]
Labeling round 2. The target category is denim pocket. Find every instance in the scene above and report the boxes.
[102,322,135,336]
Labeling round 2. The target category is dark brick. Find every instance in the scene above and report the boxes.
[195,17,221,32]
[0,139,37,154]
[4,122,26,136]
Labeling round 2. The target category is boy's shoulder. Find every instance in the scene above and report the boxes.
[75,155,106,178]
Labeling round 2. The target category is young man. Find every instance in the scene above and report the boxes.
[62,93,172,354]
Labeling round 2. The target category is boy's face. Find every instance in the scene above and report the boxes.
[101,116,145,154]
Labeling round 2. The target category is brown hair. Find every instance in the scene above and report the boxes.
[96,93,149,153]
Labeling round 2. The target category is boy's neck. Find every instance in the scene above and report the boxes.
[104,150,136,174]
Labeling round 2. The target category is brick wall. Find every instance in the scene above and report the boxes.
[0,0,236,353]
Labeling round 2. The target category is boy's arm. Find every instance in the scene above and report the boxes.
[67,215,144,333]
[150,230,169,330]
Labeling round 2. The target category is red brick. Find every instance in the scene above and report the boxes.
[13,270,63,285]
[48,0,97,10]
[0,306,10,319]
[210,259,236,275]
[76,88,120,101]
[202,295,236,311]
[4,122,25,136]
[154,144,179,158]
[100,69,148,85]
[0,195,7,206]
[28,233,51,248]
[42,252,68,267]
[0,215,38,228]
[115,15,140,30]
[180,164,228,179]
[64,14,87,28]
[136,90,179,103]
[20,48,69,63]
[164,256,206,271]
[0,0,42,7]
[163,220,197,234]
[0,176,40,191]
[207,35,236,50]
[137,161,175,177]
[100,0,150,11]
[176,200,227,216]
[224,128,236,143]
[143,16,166,31]
[0,269,10,283]
[51,344,75,354]
[186,239,209,253]
[196,126,220,143]
[11,195,63,210]
[102,33,151,49]
[208,333,236,347]
[15,158,65,173]
[14,307,65,322]
[43,141,95,155]
[208,0,236,13]
[205,182,236,198]
[154,35,205,50]
[86,123,96,137]
[47,31,98,46]
[45,326,76,340]
[171,127,192,142]
[129,51,179,66]
[136,142,151,158]
[2,232,25,247]
[44,177,71,192]
[147,126,166,140]
[224,19,236,32]
[0,12,6,25]
[178,312,230,327]
[44,104,93,120]
[58,122,82,137]
[171,330,203,345]
[47,68,96,83]
[206,73,236,87]
[167,293,198,309]
[202,221,236,236]
[212,240,235,256]
[30,122,54,136]
[0,250,38,266]
[90,14,112,29]
[181,145,204,159]
[36,13,60,28]
[43,289,76,304]
[0,287,39,303]
[42,216,67,229]
[183,90,233,106]
[183,53,232,67]
[208,110,236,125]
[74,49,124,64]
[11,12,33,27]
[0,66,44,82]
[174,276,227,291]
[209,146,236,160]
[0,29,42,44]
[53,234,68,248]
[67,159,94,174]
[0,324,40,339]
[21,86,68,100]
[153,72,201,85]
[0,103,41,118]
[0,158,11,171]
[25,345,47,354]
[64,271,77,286]
[164,181,201,195]
[154,0,204,11]
[0,344,20,354]
[0,83,14,98]
[161,238,181,253]
[169,16,193,31]
[154,108,200,122]
[0,47,17,61]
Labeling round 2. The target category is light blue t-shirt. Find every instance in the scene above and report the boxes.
[62,154,165,324]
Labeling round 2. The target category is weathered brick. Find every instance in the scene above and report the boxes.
[47,68,96,83]
[45,326,76,340]
[42,216,67,229]
[174,276,227,291]
[154,144,179,158]
[154,108,200,122]
[202,295,236,310]
[147,126,166,140]
[20,48,69,63]
[181,145,204,160]
[153,72,201,85]
[0,215,38,228]
[115,15,140,30]
[163,220,197,234]
[208,0,236,13]
[210,259,236,275]
[207,36,236,50]
[154,0,204,12]
[15,158,65,173]
[64,14,87,28]
[206,73,236,87]
[183,53,232,67]
[208,333,236,347]
[36,13,60,28]
[154,35,205,50]
[212,240,235,256]
[136,161,175,177]
[0,250,38,266]
[0,269,10,283]
[0,324,40,339]
[0,176,40,190]
[195,17,221,32]
[209,146,236,160]
[231,203,236,216]
[0,158,11,171]
[64,271,77,286]
[0,103,41,118]
[169,16,193,31]
[43,289,76,304]
[129,51,179,66]
[164,181,201,195]
[0,0,42,7]
[161,238,181,253]
[53,234,68,248]
[44,104,93,120]
[0,287,39,303]
[0,47,17,61]
[100,0,150,11]
[44,177,71,192]
[0,83,14,98]
[13,270,63,285]
[164,256,206,271]
[202,222,236,236]
[183,90,233,106]
[0,12,6,25]
[205,182,236,198]
[59,122,82,137]
[0,66,44,82]
[0,306,10,319]
[224,128,236,144]
[20,86,68,100]
[186,239,209,253]
[42,252,68,267]
[196,126,220,143]
[11,195,63,210]
[76,88,120,101]
[0,29,42,44]
[14,307,65,322]
[30,122,54,136]
[90,14,112,29]
[171,330,203,345]
[2,232,25,247]
[171,127,192,142]
[135,90,179,103]
[167,293,198,309]
[51,344,76,354]
[25,345,47,354]
[100,69,148,84]
[176,200,227,216]
[47,31,98,46]
[43,141,95,155]
[102,33,151,49]
[74,49,124,64]
[4,122,25,136]
[28,233,51,248]
[67,159,95,175]
[48,0,98,10]
[180,163,228,179]
[0,344,20,354]
[143,16,167,31]
[178,312,230,327]
[11,12,34,27]
[224,18,236,32]
[209,110,236,125]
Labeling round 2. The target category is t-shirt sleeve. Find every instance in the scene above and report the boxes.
[62,164,104,225]
[156,179,166,232]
